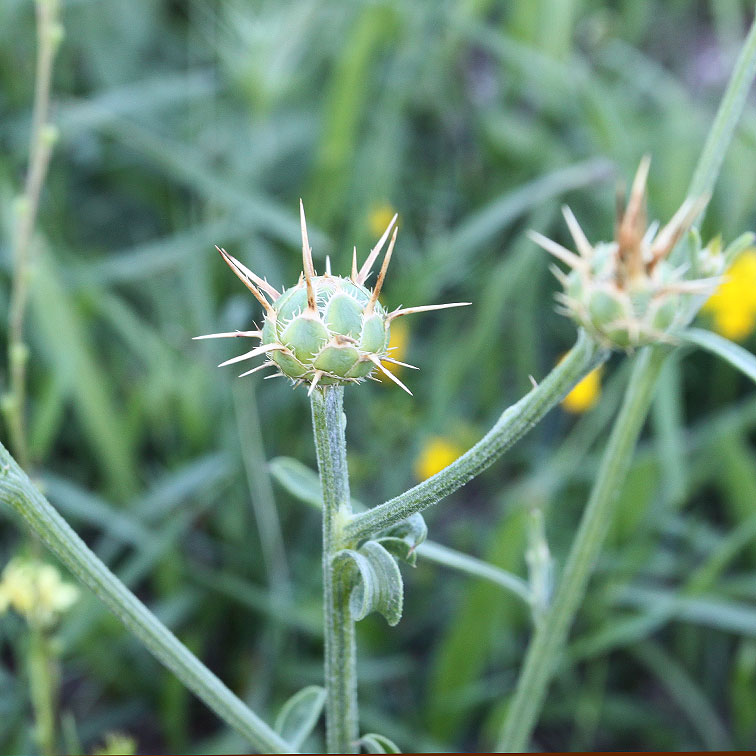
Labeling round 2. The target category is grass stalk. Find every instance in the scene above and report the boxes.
[4,0,62,469]
[310,386,359,753]
[4,3,64,750]
[685,11,756,214]
[28,625,57,756]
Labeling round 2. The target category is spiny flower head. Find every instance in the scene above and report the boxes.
[701,248,756,341]
[0,557,79,627]
[532,157,723,350]
[196,202,469,395]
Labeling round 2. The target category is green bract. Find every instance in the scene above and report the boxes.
[263,275,389,386]
[196,202,470,394]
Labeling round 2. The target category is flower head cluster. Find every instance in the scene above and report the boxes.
[532,157,723,350]
[0,557,79,627]
[701,248,756,341]
[196,203,469,395]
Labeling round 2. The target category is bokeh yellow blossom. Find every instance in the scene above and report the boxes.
[368,203,398,239]
[561,366,603,413]
[414,436,465,480]
[93,732,137,756]
[701,249,756,341]
[378,318,410,382]
[0,557,79,627]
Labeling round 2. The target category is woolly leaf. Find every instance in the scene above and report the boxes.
[334,541,403,626]
[269,457,367,511]
[269,456,323,510]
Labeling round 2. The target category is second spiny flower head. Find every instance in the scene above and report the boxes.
[196,202,469,394]
[532,157,724,350]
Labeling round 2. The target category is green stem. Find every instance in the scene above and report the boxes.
[28,626,57,756]
[497,347,666,751]
[496,12,756,749]
[4,0,62,469]
[345,330,606,543]
[0,441,291,754]
[310,386,359,754]
[685,10,756,208]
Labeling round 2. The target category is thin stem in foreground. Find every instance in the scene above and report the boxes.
[685,9,756,218]
[0,442,291,754]
[345,330,607,543]
[4,0,62,469]
[28,626,57,756]
[310,386,359,754]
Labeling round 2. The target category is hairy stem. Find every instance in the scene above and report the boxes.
[497,14,756,750]
[496,347,666,751]
[0,442,291,754]
[345,330,606,543]
[310,387,359,753]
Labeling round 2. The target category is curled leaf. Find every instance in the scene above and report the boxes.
[375,512,428,566]
[334,541,403,626]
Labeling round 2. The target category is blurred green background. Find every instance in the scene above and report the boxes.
[2,0,756,752]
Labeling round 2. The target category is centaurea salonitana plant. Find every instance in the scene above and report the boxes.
[4,9,756,755]
[199,203,469,752]
[497,16,756,747]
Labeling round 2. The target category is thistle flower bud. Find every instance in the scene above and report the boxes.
[196,202,470,394]
[532,157,724,350]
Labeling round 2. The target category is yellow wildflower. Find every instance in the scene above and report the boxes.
[93,732,137,756]
[368,203,398,239]
[414,436,464,480]
[378,318,410,382]
[0,557,79,627]
[701,249,756,341]
[561,366,602,413]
